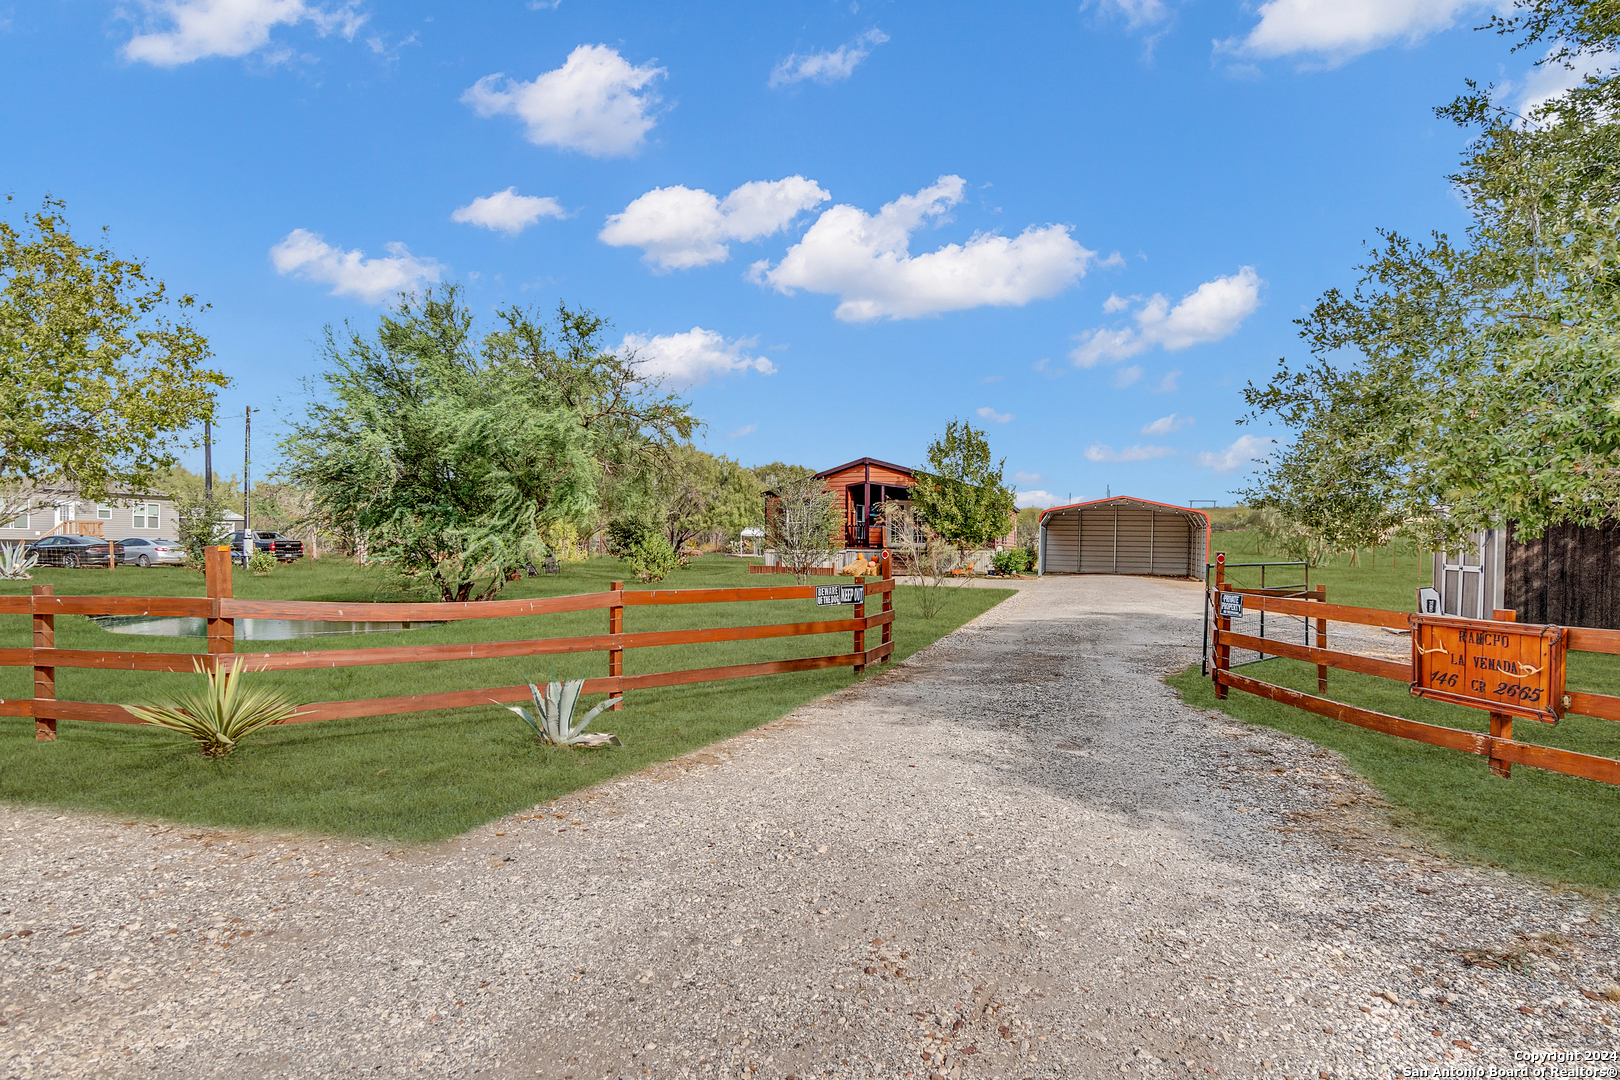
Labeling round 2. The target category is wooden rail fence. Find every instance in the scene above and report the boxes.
[1209,553,1620,787]
[11,546,897,741]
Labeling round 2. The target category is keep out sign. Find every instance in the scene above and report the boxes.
[1409,614,1566,724]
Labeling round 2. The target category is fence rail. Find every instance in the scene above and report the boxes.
[13,545,897,741]
[1208,553,1620,787]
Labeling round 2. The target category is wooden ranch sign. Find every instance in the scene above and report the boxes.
[1408,615,1565,724]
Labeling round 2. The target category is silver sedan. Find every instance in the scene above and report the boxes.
[119,537,187,567]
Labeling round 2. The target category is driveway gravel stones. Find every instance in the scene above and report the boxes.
[2,575,1616,1079]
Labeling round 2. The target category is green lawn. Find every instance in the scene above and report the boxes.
[1170,650,1620,890]
[1207,528,1433,611]
[0,556,1012,841]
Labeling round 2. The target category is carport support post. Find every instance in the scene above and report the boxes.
[1213,554,1229,700]
[32,585,54,742]
[853,578,866,675]
[1315,585,1328,693]
[608,581,624,711]
[205,544,235,666]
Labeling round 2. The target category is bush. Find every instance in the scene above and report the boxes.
[247,551,275,576]
[625,534,678,583]
[992,548,1029,576]
[606,518,652,557]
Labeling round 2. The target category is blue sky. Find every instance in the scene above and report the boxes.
[0,0,1560,508]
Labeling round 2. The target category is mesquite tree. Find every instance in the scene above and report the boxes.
[282,288,694,601]
[1243,0,1620,547]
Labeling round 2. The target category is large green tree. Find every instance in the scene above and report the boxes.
[281,289,694,601]
[1243,0,1620,546]
[910,420,1017,551]
[648,446,761,552]
[0,197,226,519]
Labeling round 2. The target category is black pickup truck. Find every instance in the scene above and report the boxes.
[229,530,305,563]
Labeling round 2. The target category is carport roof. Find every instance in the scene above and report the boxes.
[1038,496,1210,523]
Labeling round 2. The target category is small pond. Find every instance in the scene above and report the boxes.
[91,616,445,641]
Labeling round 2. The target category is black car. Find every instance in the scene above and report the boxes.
[25,535,127,568]
[228,530,305,563]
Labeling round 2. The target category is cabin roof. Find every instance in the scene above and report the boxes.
[813,456,917,481]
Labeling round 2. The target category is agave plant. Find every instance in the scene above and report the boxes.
[0,542,37,580]
[126,658,304,758]
[507,679,622,747]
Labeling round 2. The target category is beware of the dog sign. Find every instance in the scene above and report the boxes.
[815,584,865,606]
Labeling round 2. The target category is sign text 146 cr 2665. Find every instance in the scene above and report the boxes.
[1409,614,1565,724]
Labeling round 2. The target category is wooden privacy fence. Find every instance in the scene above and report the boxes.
[1208,553,1620,787]
[10,546,897,742]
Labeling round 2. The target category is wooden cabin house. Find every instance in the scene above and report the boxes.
[813,457,917,551]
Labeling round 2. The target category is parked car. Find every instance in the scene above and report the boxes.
[228,530,305,563]
[24,535,127,568]
[118,537,187,567]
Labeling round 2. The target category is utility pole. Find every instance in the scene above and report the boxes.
[243,406,251,535]
[203,418,213,499]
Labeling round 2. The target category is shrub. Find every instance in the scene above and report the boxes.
[992,548,1029,576]
[606,518,652,557]
[247,550,275,576]
[625,534,678,583]
[126,659,302,758]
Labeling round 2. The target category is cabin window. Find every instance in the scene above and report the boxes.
[132,503,161,529]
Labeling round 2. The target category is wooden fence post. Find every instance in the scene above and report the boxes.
[1315,584,1328,694]
[880,551,893,665]
[1213,554,1229,700]
[853,577,866,675]
[32,585,54,742]
[608,580,624,711]
[205,544,235,666]
[1487,608,1517,778]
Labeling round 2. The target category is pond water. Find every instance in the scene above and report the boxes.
[91,616,445,641]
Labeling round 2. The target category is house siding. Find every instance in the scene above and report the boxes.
[0,495,177,541]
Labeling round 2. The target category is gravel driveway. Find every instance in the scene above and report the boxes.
[3,575,1617,1080]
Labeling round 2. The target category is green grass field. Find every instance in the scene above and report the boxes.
[0,556,1012,841]
[1173,527,1620,890]
[1206,527,1433,611]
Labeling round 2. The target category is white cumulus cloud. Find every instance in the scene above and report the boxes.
[599,177,830,271]
[728,424,757,439]
[451,188,566,235]
[1084,443,1175,463]
[619,328,776,389]
[1142,413,1193,435]
[1196,434,1275,473]
[1112,365,1144,388]
[1072,267,1262,367]
[122,0,364,66]
[269,228,443,304]
[1154,370,1182,393]
[463,44,664,157]
[1016,489,1062,510]
[977,407,1014,424]
[1224,0,1493,65]
[770,28,888,87]
[1014,471,1043,484]
[753,175,1094,322]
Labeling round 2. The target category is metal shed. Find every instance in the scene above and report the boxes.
[1037,497,1210,578]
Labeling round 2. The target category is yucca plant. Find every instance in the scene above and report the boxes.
[0,542,38,580]
[126,658,304,758]
[507,679,622,747]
